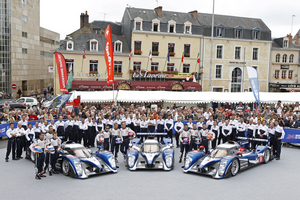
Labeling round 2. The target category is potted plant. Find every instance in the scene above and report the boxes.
[282,76,286,79]
[152,51,159,56]
[184,53,190,57]
[89,71,98,74]
[289,76,293,79]
[169,52,175,56]
[134,50,142,55]
[275,76,279,79]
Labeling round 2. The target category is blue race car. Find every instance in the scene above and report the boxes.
[183,138,273,178]
[126,137,174,171]
[55,142,117,178]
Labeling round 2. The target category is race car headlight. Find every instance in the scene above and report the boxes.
[108,157,116,169]
[128,155,135,168]
[165,155,173,168]
[218,162,227,175]
[184,157,192,169]
[74,160,83,175]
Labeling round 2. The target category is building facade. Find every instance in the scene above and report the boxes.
[269,35,300,92]
[1,0,59,96]
[54,6,272,94]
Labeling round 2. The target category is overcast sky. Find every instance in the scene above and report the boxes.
[40,0,300,40]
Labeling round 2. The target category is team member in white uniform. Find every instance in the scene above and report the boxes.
[5,123,17,162]
[174,117,184,148]
[229,115,238,141]
[156,115,164,142]
[186,118,193,130]
[79,118,88,145]
[179,124,191,163]
[206,116,214,130]
[197,117,204,131]
[256,120,268,145]
[218,118,225,145]
[200,123,215,153]
[47,132,61,175]
[64,115,73,141]
[274,120,285,160]
[210,121,219,149]
[268,122,276,156]
[15,122,25,159]
[109,123,123,162]
[190,123,201,151]
[164,115,174,143]
[140,116,148,142]
[30,132,47,180]
[247,119,256,149]
[236,117,246,137]
[222,120,232,143]
[54,116,65,139]
[120,122,135,158]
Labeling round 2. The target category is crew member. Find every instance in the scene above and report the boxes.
[5,123,17,162]
[110,123,123,163]
[200,123,215,153]
[86,117,93,148]
[190,123,201,151]
[73,115,80,142]
[114,115,122,129]
[120,122,135,159]
[274,120,285,160]
[47,132,61,175]
[187,118,193,130]
[102,125,110,151]
[91,118,97,147]
[54,116,65,140]
[206,116,214,130]
[133,115,141,134]
[247,119,256,149]
[197,117,204,131]
[33,121,42,139]
[164,115,174,143]
[20,115,28,152]
[222,120,232,143]
[179,124,191,163]
[268,122,276,156]
[15,122,25,159]
[218,118,225,145]
[79,118,87,145]
[256,120,268,145]
[148,115,156,135]
[156,115,164,142]
[140,116,148,142]
[25,123,34,159]
[237,117,246,138]
[210,121,219,149]
[30,132,47,180]
[229,115,238,141]
[64,115,73,141]
[174,117,184,148]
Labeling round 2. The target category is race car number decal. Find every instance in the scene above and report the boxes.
[259,155,263,163]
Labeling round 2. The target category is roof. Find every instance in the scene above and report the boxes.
[91,21,122,36]
[293,29,300,40]
[272,37,300,49]
[125,7,270,31]
[56,33,130,53]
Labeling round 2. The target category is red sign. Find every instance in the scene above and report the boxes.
[54,52,68,93]
[104,25,114,86]
[290,89,295,93]
[11,84,17,90]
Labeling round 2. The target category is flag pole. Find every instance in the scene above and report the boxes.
[113,83,114,105]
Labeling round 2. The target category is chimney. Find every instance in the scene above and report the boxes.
[80,11,89,28]
[155,6,162,17]
[189,10,198,18]
[296,34,299,46]
[286,33,292,43]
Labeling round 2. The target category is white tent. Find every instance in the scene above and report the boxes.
[69,91,117,103]
[117,90,164,103]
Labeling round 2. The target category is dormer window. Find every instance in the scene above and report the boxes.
[93,29,100,34]
[184,21,192,34]
[168,20,176,33]
[283,40,288,48]
[114,40,122,53]
[252,28,261,40]
[152,19,160,32]
[90,39,98,51]
[66,40,74,51]
[134,17,143,31]
[216,24,225,37]
[235,26,243,38]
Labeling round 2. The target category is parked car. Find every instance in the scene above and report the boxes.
[16,97,38,108]
[0,99,26,112]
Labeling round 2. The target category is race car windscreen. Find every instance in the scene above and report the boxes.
[209,149,228,158]
[142,144,160,153]
[73,148,92,158]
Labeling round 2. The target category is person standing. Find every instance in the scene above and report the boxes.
[101,125,110,151]
[54,116,65,140]
[256,120,268,145]
[86,117,93,148]
[229,115,238,141]
[110,123,123,163]
[5,123,17,162]
[147,115,156,134]
[156,115,165,142]
[179,124,191,163]
[210,121,219,149]
[17,88,22,98]
[268,122,276,156]
[79,118,87,145]
[47,132,61,175]
[164,114,174,143]
[25,123,35,159]
[15,122,25,159]
[72,115,80,142]
[174,117,184,148]
[222,120,232,143]
[30,132,47,180]
[33,121,42,139]
[247,119,257,149]
[64,115,73,141]
[20,115,28,152]
[237,117,246,137]
[274,120,285,160]
[190,123,201,151]
[140,116,148,142]
[218,118,225,145]
[120,122,135,159]
[73,96,81,116]
[200,123,215,153]
[196,117,204,131]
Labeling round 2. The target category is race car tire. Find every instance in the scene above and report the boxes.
[230,159,240,176]
[30,151,35,163]
[62,159,71,176]
[263,149,270,164]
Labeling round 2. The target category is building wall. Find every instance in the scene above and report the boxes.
[10,0,59,96]
[202,37,271,92]
[131,31,202,73]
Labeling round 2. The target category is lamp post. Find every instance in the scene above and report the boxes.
[209,0,215,91]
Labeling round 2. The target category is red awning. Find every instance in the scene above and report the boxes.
[71,80,201,90]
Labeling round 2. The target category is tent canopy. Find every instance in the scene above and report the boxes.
[70,91,117,103]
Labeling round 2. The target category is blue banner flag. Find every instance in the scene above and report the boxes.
[247,66,260,105]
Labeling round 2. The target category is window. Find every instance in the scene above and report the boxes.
[213,87,223,92]
[167,63,174,71]
[151,62,159,71]
[66,41,74,51]
[216,45,223,59]
[134,41,142,55]
[275,70,279,79]
[235,46,241,60]
[136,22,141,31]
[22,15,27,22]
[288,71,293,79]
[183,64,190,73]
[215,65,222,78]
[170,25,174,33]
[168,20,176,33]
[22,80,27,91]
[184,21,192,34]
[40,51,44,56]
[186,26,190,34]
[235,27,243,38]
[114,41,122,53]
[65,59,74,74]
[152,42,159,56]
[281,71,286,79]
[184,44,190,57]
[133,62,141,71]
[22,0,27,5]
[289,54,294,63]
[90,40,98,51]
[22,31,27,38]
[276,54,280,62]
[282,54,287,63]
[216,25,225,37]
[253,31,259,39]
[114,61,122,73]
[252,28,261,40]
[168,43,175,56]
[93,29,100,34]
[231,67,242,92]
[22,48,27,54]
[252,48,258,60]
[217,28,222,36]
[283,40,288,48]
[153,23,158,31]
[89,60,98,74]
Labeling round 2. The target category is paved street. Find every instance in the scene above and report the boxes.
[0,141,299,200]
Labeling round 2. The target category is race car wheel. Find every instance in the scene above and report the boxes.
[230,159,240,176]
[263,149,270,164]
[62,159,71,176]
[30,151,35,163]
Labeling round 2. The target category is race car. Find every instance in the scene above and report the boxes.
[126,137,174,171]
[183,138,273,178]
[55,141,117,178]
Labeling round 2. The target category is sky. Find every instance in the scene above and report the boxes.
[40,0,300,40]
